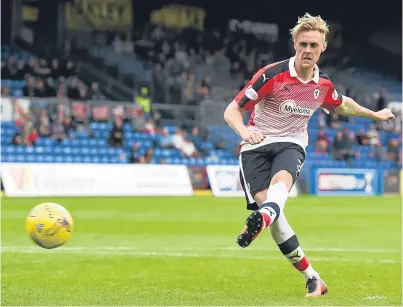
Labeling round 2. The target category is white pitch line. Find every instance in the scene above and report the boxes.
[1,246,401,264]
[217,246,401,253]
[366,295,388,300]
[2,245,398,253]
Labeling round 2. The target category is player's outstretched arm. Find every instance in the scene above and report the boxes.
[224,100,264,145]
[335,96,395,121]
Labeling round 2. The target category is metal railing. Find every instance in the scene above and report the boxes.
[1,96,208,129]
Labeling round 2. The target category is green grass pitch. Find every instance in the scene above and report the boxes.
[1,195,402,306]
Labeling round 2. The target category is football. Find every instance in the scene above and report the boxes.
[26,202,74,249]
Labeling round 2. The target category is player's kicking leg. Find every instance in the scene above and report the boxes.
[238,143,327,297]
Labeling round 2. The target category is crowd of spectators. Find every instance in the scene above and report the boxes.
[314,114,402,166]
[8,99,212,165]
[1,56,105,101]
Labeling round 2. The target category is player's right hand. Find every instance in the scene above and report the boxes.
[241,131,265,145]
[374,108,395,121]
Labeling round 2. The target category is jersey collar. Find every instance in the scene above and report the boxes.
[289,56,319,84]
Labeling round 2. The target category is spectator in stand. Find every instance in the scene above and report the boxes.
[63,116,76,135]
[356,129,370,145]
[50,59,61,79]
[1,60,11,79]
[14,59,26,80]
[367,124,380,146]
[332,130,359,165]
[190,127,203,153]
[199,76,212,98]
[108,117,124,147]
[1,85,10,96]
[144,119,156,135]
[67,77,81,100]
[51,116,67,142]
[315,129,329,154]
[26,127,39,145]
[140,148,154,164]
[317,111,327,129]
[79,87,88,101]
[23,76,36,97]
[172,128,185,150]
[56,81,67,98]
[377,88,387,111]
[112,35,124,54]
[129,143,141,163]
[159,128,174,149]
[387,139,400,165]
[10,133,24,146]
[393,113,402,133]
[63,61,76,77]
[87,82,104,100]
[368,141,386,162]
[38,116,51,137]
[34,79,48,97]
[180,135,201,159]
[45,78,57,97]
[122,32,134,55]
[327,112,341,129]
[132,109,148,132]
[152,110,162,128]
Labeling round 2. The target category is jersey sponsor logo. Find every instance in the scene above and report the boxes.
[279,100,314,116]
[332,89,338,100]
[314,89,320,99]
[245,85,258,100]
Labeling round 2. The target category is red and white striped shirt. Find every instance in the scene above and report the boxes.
[234,57,343,152]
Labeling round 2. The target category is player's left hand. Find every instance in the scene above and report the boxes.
[374,108,395,121]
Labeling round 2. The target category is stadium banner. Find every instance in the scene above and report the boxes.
[0,97,32,123]
[1,163,193,197]
[206,165,298,197]
[187,166,208,190]
[228,19,279,42]
[150,4,206,31]
[383,170,401,194]
[0,97,14,121]
[64,0,133,32]
[313,168,379,196]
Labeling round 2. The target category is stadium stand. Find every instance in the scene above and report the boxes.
[1,42,402,171]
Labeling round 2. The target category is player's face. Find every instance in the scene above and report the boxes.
[294,30,327,69]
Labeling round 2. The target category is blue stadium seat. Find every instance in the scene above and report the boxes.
[7,155,16,162]
[36,155,45,162]
[16,155,25,162]
[44,155,54,163]
[101,156,109,163]
[75,139,87,146]
[75,131,89,139]
[64,156,74,163]
[55,156,64,163]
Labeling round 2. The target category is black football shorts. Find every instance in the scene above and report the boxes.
[239,142,305,211]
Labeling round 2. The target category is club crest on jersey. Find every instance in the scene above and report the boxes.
[245,85,258,100]
[279,100,314,116]
[332,89,338,100]
[314,89,320,99]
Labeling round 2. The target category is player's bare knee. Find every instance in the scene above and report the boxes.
[270,170,293,192]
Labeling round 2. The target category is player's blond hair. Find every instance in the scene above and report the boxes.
[290,13,329,42]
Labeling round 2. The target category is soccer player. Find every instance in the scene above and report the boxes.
[224,13,395,297]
